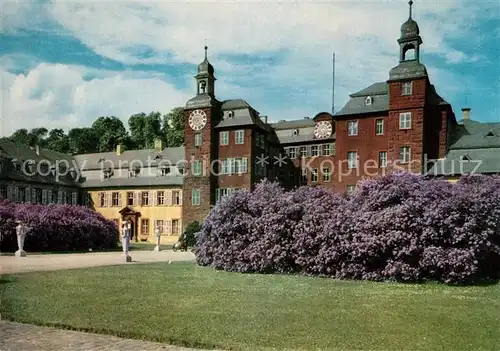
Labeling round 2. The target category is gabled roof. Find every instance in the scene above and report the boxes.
[335,82,389,117]
[214,99,270,131]
[74,147,185,171]
[81,175,184,188]
[428,148,500,176]
[448,120,500,149]
[270,118,315,130]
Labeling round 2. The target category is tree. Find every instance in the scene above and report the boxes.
[91,116,128,152]
[163,107,184,147]
[68,128,99,154]
[9,128,47,147]
[45,129,71,154]
[128,112,163,149]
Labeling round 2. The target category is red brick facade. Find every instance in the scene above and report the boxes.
[181,6,457,227]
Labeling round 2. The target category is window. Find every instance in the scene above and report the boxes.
[192,189,201,206]
[0,185,7,199]
[399,112,412,130]
[228,111,234,119]
[129,167,139,177]
[172,219,180,236]
[347,151,358,169]
[72,192,77,205]
[287,147,297,159]
[235,158,248,174]
[375,119,384,135]
[235,130,245,144]
[47,190,53,204]
[141,219,149,235]
[102,169,112,179]
[311,145,319,157]
[127,191,134,206]
[172,190,181,205]
[192,160,202,176]
[35,188,42,203]
[461,155,471,162]
[158,166,170,177]
[153,220,164,235]
[58,190,63,204]
[311,169,318,183]
[300,146,308,158]
[379,151,387,168]
[346,185,356,195]
[141,191,150,206]
[402,81,413,96]
[347,120,358,136]
[323,144,333,156]
[399,146,411,164]
[301,169,308,185]
[99,192,106,207]
[365,96,372,105]
[220,131,229,146]
[157,191,165,205]
[194,133,202,147]
[112,192,120,206]
[292,129,299,137]
[216,188,229,202]
[323,168,331,182]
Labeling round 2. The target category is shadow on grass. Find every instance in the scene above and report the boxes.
[1,317,223,350]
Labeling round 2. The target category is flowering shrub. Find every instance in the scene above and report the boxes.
[195,174,500,284]
[0,200,118,252]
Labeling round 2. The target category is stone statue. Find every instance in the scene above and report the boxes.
[15,220,29,258]
[154,225,161,251]
[121,221,132,262]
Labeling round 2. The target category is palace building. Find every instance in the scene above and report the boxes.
[0,1,498,237]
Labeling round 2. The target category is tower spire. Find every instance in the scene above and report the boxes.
[204,39,208,60]
[408,0,413,19]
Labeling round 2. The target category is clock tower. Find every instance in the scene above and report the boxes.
[182,46,221,230]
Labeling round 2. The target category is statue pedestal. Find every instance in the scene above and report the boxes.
[124,254,132,262]
[15,249,26,258]
[122,237,132,263]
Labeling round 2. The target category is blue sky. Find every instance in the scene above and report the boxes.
[1,0,499,136]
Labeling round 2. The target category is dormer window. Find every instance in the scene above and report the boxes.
[365,96,372,105]
[461,155,471,162]
[155,155,162,160]
[102,169,112,179]
[158,166,171,177]
[228,111,234,119]
[292,129,299,137]
[485,130,497,137]
[98,158,105,163]
[129,166,140,178]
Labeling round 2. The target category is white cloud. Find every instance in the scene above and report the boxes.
[0,0,494,132]
[0,62,191,136]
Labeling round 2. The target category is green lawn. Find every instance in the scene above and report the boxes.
[1,262,499,350]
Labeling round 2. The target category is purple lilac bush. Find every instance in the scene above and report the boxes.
[195,173,500,284]
[0,200,118,252]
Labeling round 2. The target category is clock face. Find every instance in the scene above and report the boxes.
[188,110,207,131]
[314,121,333,139]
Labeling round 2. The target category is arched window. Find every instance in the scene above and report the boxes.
[365,96,372,106]
[199,80,207,93]
[228,111,234,119]
[292,129,299,137]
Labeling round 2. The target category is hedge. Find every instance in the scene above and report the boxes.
[195,173,500,284]
[0,200,118,252]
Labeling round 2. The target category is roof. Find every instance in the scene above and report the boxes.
[389,60,428,81]
[215,99,269,131]
[74,147,185,171]
[448,120,500,149]
[278,133,336,145]
[335,82,389,117]
[81,175,184,188]
[0,138,80,187]
[270,118,315,130]
[428,148,500,176]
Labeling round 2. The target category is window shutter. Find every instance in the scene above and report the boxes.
[165,190,172,206]
[26,187,31,203]
[153,191,157,206]
[166,219,172,236]
[134,191,140,206]
[118,192,122,207]
[179,190,183,205]
[149,191,153,206]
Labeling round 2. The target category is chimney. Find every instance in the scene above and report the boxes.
[261,115,268,124]
[461,107,471,120]
[154,139,163,152]
[116,144,123,155]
